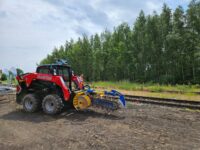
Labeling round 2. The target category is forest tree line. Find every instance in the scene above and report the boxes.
[41,1,200,84]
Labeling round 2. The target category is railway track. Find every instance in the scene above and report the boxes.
[0,84,16,105]
[0,83,16,87]
[125,95,200,110]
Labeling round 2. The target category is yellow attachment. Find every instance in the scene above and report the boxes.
[98,92,104,97]
[73,92,91,110]
[94,91,104,97]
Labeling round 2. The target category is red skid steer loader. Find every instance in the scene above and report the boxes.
[16,60,126,115]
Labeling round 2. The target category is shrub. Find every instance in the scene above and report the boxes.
[1,73,7,81]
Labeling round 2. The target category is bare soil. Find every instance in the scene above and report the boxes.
[0,95,200,150]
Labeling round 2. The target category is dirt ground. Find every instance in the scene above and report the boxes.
[0,97,200,150]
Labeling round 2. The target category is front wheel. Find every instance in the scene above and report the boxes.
[42,94,64,115]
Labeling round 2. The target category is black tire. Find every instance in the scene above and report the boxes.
[42,94,64,115]
[23,94,41,113]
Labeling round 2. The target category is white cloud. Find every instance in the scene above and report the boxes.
[0,0,190,72]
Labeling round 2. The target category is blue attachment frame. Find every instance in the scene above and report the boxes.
[86,89,126,107]
[86,89,94,93]
[104,90,126,107]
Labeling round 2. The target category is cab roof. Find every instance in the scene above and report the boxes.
[37,64,71,68]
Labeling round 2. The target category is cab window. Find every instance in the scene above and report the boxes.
[57,67,69,81]
[37,67,50,74]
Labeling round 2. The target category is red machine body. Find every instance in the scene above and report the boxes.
[71,74,84,90]
[16,62,85,105]
[17,73,71,101]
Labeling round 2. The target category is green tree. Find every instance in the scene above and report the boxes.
[1,73,7,81]
[186,0,200,83]
[40,1,200,84]
[16,68,24,75]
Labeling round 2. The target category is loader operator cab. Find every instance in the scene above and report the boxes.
[36,64,72,90]
[36,63,83,91]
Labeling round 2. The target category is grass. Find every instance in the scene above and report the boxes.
[91,81,200,93]
[90,81,200,101]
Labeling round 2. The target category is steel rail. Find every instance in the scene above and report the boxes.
[124,95,200,109]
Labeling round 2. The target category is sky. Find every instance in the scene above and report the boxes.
[0,0,190,72]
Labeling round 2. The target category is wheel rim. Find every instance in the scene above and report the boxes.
[25,98,34,110]
[45,99,55,113]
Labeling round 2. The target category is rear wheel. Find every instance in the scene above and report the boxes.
[23,94,41,113]
[42,94,64,115]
